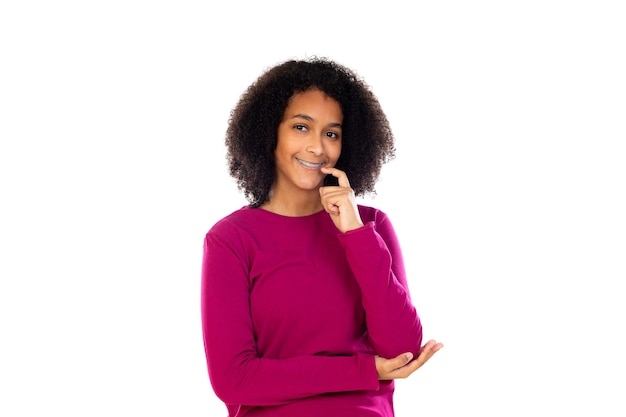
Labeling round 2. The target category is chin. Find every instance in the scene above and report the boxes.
[298,180,323,190]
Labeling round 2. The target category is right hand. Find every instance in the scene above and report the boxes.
[375,339,444,380]
[318,167,364,233]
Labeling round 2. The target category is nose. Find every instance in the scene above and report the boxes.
[305,132,324,155]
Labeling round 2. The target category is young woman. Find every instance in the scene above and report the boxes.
[201,57,443,417]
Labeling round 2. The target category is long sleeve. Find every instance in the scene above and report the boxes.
[337,213,423,359]
[201,222,379,406]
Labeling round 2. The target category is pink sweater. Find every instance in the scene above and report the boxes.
[201,205,422,416]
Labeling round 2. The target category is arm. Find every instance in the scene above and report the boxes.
[201,226,379,406]
[337,213,423,359]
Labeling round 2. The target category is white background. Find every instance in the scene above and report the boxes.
[1,1,625,416]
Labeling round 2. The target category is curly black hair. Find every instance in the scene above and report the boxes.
[225,56,396,207]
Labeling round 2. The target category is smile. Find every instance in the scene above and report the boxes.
[296,158,324,169]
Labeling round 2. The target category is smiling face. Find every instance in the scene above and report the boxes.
[273,88,343,194]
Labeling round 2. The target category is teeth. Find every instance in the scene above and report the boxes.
[297,158,322,168]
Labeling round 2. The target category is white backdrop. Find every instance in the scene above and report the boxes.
[1,1,625,416]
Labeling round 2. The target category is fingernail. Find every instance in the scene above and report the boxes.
[405,353,413,361]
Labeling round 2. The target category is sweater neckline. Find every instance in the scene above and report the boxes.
[244,206,327,220]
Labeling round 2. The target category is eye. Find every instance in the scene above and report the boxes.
[325,131,340,139]
[294,124,308,132]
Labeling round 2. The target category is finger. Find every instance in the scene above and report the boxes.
[386,354,424,379]
[378,353,411,375]
[319,188,340,214]
[386,352,413,373]
[421,339,443,352]
[412,340,444,367]
[395,346,441,378]
[321,166,350,188]
[421,340,444,356]
[397,356,425,377]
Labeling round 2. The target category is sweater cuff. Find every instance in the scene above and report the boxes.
[355,352,380,391]
[341,221,375,236]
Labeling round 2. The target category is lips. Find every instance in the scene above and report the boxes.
[296,158,324,169]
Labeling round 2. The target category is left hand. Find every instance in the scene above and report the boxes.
[375,339,444,380]
[319,167,364,233]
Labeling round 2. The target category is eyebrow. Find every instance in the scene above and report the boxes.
[290,113,343,129]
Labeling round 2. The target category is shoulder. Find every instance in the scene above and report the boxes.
[206,206,258,239]
[206,206,258,237]
[204,207,271,258]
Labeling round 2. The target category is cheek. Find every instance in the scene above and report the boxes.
[330,142,342,161]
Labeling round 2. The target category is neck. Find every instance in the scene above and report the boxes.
[261,188,323,217]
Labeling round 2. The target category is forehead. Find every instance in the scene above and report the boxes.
[284,89,343,120]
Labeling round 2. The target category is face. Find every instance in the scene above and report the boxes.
[273,88,343,193]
